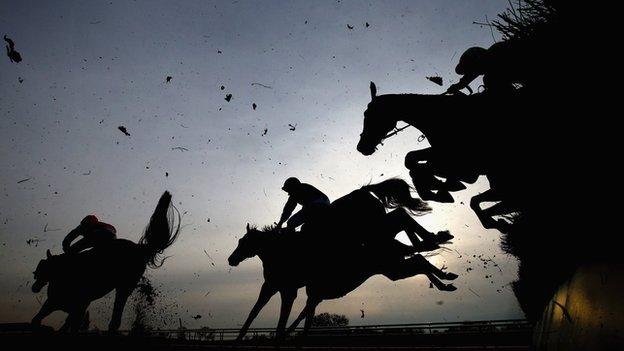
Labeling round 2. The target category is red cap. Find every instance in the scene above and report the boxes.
[81,215,99,226]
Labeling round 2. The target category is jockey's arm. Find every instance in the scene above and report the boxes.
[62,225,84,252]
[446,73,479,94]
[277,197,298,228]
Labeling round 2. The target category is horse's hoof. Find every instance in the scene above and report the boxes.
[435,231,454,243]
[443,272,459,280]
[440,284,457,292]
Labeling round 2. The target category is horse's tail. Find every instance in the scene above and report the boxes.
[362,178,431,215]
[139,191,180,268]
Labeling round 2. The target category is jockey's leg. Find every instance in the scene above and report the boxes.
[65,238,94,254]
[286,209,307,230]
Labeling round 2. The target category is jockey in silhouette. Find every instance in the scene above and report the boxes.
[276,177,330,231]
[62,215,117,254]
[446,41,526,95]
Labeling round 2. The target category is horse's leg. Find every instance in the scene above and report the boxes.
[58,315,71,333]
[31,299,55,327]
[479,201,515,232]
[275,288,297,340]
[237,282,276,341]
[302,299,320,336]
[285,306,307,335]
[470,190,504,230]
[286,297,321,334]
[108,288,132,332]
[68,304,89,334]
[385,209,447,246]
[425,272,457,291]
[383,255,457,291]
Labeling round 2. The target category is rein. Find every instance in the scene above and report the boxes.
[380,124,426,144]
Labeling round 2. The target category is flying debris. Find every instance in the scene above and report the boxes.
[118,126,131,136]
[262,128,268,136]
[426,76,443,86]
[192,314,202,320]
[4,35,22,63]
[220,85,225,90]
[171,146,189,152]
[347,24,354,30]
[252,103,257,110]
[360,309,365,318]
[288,123,297,131]
[166,76,172,83]
[17,178,31,184]
[251,82,272,89]
[26,238,42,247]
[18,77,23,83]
[225,94,232,102]
[365,22,370,28]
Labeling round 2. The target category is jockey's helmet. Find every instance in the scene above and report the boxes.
[456,46,488,75]
[282,177,301,192]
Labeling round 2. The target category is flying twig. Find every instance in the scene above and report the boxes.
[251,82,273,89]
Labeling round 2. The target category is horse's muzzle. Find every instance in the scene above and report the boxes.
[31,280,46,293]
[357,142,375,156]
[228,254,240,267]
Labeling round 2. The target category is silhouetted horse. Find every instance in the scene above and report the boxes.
[228,179,456,340]
[229,225,456,339]
[31,191,179,333]
[357,82,545,232]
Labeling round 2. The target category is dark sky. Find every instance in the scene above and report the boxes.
[0,0,522,330]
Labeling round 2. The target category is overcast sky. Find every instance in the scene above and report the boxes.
[0,0,524,330]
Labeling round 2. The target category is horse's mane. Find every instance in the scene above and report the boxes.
[362,178,431,215]
[248,224,280,234]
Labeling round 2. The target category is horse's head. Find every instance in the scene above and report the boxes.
[228,224,268,267]
[357,82,398,156]
[32,249,56,293]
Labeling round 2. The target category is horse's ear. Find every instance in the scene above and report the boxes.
[46,249,52,258]
[370,82,377,100]
[246,223,250,232]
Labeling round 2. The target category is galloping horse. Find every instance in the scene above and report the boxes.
[228,179,457,340]
[357,82,546,232]
[31,191,180,333]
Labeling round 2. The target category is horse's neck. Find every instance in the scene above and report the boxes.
[257,234,305,272]
[380,94,435,135]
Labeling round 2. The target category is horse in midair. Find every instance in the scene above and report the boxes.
[228,178,457,339]
[357,82,548,232]
[31,191,180,333]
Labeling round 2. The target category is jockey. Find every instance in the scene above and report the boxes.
[62,215,117,254]
[446,41,527,95]
[276,177,330,231]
